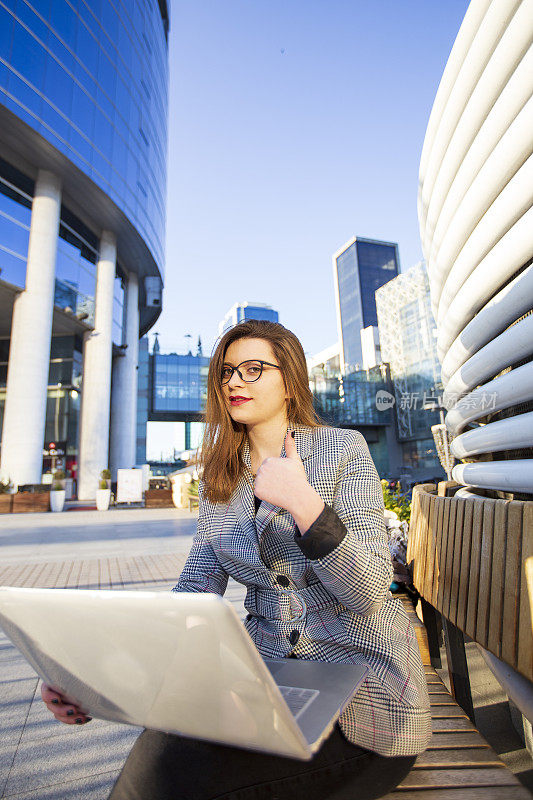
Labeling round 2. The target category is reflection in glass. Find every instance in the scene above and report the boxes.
[0,0,168,275]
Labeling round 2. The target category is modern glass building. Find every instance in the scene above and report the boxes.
[0,1,169,497]
[308,344,400,479]
[333,237,399,372]
[151,351,210,418]
[218,302,279,336]
[376,262,444,482]
[135,337,209,463]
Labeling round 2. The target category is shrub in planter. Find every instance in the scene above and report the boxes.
[52,470,66,491]
[50,482,66,512]
[96,478,111,511]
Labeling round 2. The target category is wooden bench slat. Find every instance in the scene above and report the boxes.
[465,501,484,640]
[488,501,507,658]
[502,502,523,669]
[431,718,477,731]
[430,711,469,718]
[427,734,492,748]
[518,503,533,677]
[456,499,473,630]
[386,787,530,799]
[435,498,447,610]
[427,744,490,751]
[476,500,495,645]
[421,492,433,601]
[415,750,502,766]
[449,499,465,628]
[442,498,457,621]
[398,767,521,787]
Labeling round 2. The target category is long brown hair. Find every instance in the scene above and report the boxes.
[201,320,322,502]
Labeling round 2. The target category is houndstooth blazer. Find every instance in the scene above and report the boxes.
[173,425,431,757]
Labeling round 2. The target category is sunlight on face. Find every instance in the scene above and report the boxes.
[222,338,288,428]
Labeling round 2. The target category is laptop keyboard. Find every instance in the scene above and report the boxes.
[278,685,320,720]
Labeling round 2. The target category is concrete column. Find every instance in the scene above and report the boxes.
[77,231,116,500]
[109,272,139,479]
[0,170,61,487]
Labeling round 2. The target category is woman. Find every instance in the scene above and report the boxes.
[42,320,431,799]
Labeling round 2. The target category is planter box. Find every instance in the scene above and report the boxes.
[12,492,50,513]
[50,490,66,512]
[0,495,13,514]
[145,489,174,508]
[96,488,111,511]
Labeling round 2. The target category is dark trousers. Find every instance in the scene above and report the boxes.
[108,724,416,800]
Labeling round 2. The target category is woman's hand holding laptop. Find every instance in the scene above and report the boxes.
[41,683,92,725]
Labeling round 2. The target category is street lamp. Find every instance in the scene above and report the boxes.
[422,394,455,481]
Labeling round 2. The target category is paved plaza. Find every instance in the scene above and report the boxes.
[1,508,532,797]
[0,507,246,799]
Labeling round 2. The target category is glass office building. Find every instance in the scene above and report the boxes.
[333,237,399,372]
[376,262,444,482]
[135,339,209,464]
[0,1,169,497]
[218,302,279,336]
[152,352,210,417]
[308,345,398,478]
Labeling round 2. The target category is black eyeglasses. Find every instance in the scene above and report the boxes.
[221,360,281,385]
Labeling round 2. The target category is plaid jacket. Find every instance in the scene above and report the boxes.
[173,425,431,757]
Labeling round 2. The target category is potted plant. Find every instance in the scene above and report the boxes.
[96,471,111,511]
[187,477,199,511]
[50,481,66,512]
[0,479,13,514]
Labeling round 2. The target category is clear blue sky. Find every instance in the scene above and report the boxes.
[154,0,470,359]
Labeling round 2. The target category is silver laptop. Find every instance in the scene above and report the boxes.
[0,586,368,760]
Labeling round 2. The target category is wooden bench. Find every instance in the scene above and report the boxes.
[382,595,532,799]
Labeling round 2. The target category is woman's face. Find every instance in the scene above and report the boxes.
[222,338,288,428]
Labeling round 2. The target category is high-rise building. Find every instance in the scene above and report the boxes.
[333,237,399,372]
[376,262,443,481]
[0,1,169,497]
[218,302,279,336]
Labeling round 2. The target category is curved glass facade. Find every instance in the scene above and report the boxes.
[0,0,168,276]
[0,157,128,343]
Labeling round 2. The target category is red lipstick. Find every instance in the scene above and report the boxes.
[230,396,251,406]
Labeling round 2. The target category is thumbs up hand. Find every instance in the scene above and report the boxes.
[254,431,325,532]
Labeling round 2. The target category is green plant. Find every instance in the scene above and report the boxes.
[0,479,12,494]
[101,469,111,480]
[52,482,64,491]
[99,479,109,490]
[188,478,199,497]
[53,470,66,481]
[381,479,411,523]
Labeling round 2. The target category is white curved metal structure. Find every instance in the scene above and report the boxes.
[418,0,533,495]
